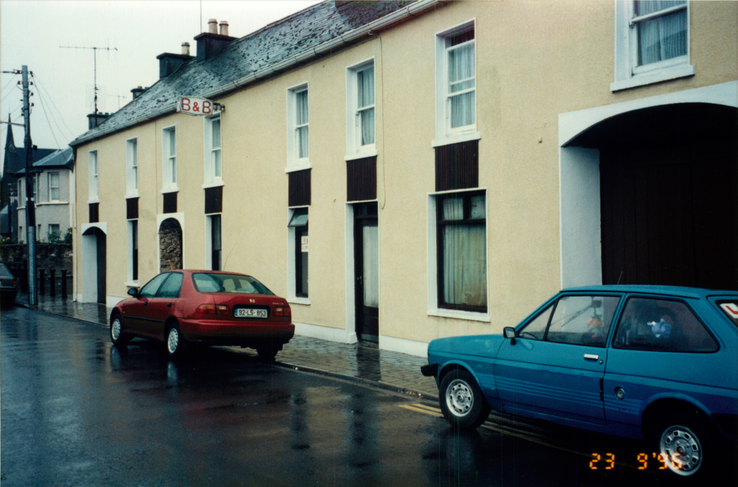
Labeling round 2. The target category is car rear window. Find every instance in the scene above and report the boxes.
[192,273,274,295]
[0,264,13,279]
[717,300,738,328]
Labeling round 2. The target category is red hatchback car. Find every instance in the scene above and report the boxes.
[110,270,295,359]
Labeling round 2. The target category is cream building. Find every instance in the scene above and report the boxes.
[70,0,738,357]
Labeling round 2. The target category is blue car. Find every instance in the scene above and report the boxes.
[422,285,738,478]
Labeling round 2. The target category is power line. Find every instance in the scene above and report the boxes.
[33,73,76,144]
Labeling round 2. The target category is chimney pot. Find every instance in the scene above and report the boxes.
[182,42,190,56]
[208,18,218,34]
[219,21,229,36]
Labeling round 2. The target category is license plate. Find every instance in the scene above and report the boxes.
[234,308,268,319]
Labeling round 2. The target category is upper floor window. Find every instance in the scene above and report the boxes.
[163,126,177,191]
[612,1,693,91]
[88,150,98,201]
[287,84,309,169]
[126,138,138,197]
[347,61,375,157]
[204,115,222,185]
[435,21,478,144]
[48,172,60,202]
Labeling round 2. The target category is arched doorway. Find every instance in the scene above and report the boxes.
[159,218,183,272]
[568,103,737,289]
[81,225,107,304]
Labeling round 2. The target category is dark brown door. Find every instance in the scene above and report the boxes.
[354,203,378,342]
[600,106,737,289]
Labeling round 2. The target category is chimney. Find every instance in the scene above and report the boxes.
[194,19,236,62]
[87,112,111,130]
[131,86,146,100]
[156,44,194,79]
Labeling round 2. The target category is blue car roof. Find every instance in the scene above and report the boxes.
[560,284,737,299]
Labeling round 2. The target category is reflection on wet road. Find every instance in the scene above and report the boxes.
[3,306,731,486]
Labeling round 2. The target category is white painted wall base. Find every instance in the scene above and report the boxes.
[379,334,428,358]
[294,321,357,344]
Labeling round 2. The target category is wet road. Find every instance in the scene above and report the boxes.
[2,306,729,486]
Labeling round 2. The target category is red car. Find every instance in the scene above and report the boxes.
[110,270,294,359]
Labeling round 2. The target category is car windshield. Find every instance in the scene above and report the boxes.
[0,264,12,278]
[192,273,273,295]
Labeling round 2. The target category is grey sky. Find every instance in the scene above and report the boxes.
[1,0,321,159]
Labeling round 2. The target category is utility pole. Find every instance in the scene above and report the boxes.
[21,66,37,305]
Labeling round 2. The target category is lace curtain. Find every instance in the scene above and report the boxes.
[357,67,375,145]
[635,1,687,66]
[448,42,475,128]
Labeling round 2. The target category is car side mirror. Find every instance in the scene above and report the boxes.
[504,327,517,345]
[127,287,140,298]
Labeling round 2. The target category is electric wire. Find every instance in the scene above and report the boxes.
[33,73,76,146]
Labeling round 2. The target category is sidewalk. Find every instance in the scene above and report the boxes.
[13,293,439,400]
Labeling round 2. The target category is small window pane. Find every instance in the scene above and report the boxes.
[296,91,309,125]
[357,67,374,108]
[211,118,221,148]
[442,197,464,221]
[470,195,485,219]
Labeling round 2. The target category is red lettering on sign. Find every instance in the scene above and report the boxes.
[181,97,191,111]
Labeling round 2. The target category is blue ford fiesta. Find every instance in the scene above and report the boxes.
[421,285,738,478]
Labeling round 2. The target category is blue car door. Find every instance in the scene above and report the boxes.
[495,294,621,426]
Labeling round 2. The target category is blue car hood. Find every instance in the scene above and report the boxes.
[428,334,506,361]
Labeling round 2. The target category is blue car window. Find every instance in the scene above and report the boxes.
[613,297,718,352]
[139,273,170,298]
[518,303,554,340]
[546,295,619,347]
[157,272,183,298]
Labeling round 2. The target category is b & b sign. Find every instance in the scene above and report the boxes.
[178,97,217,116]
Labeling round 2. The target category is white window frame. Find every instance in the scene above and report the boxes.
[48,224,60,239]
[126,138,138,197]
[434,20,480,147]
[88,150,99,203]
[203,115,223,187]
[426,188,490,323]
[48,171,60,202]
[346,59,377,159]
[611,1,694,92]
[286,83,310,171]
[162,126,178,192]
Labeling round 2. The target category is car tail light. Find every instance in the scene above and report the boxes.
[196,304,230,315]
[274,306,291,317]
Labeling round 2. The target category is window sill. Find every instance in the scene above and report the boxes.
[288,297,311,306]
[432,131,481,148]
[87,199,100,204]
[125,194,140,200]
[36,201,68,206]
[610,64,695,92]
[428,308,489,323]
[345,149,378,162]
[125,280,140,288]
[161,187,180,194]
[202,181,225,190]
[285,163,312,174]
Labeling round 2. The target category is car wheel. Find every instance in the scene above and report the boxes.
[166,323,186,357]
[439,369,490,429]
[110,314,130,346]
[656,415,710,477]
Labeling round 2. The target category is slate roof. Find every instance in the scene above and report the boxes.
[70,0,431,148]
[14,147,74,175]
[3,148,57,176]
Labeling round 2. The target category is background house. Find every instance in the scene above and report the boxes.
[1,117,56,242]
[69,0,737,357]
[14,146,75,243]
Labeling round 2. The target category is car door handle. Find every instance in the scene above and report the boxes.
[584,354,599,361]
[143,302,148,307]
[167,303,173,308]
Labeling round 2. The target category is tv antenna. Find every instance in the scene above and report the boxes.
[60,45,118,115]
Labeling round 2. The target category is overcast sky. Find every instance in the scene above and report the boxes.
[1,0,322,164]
